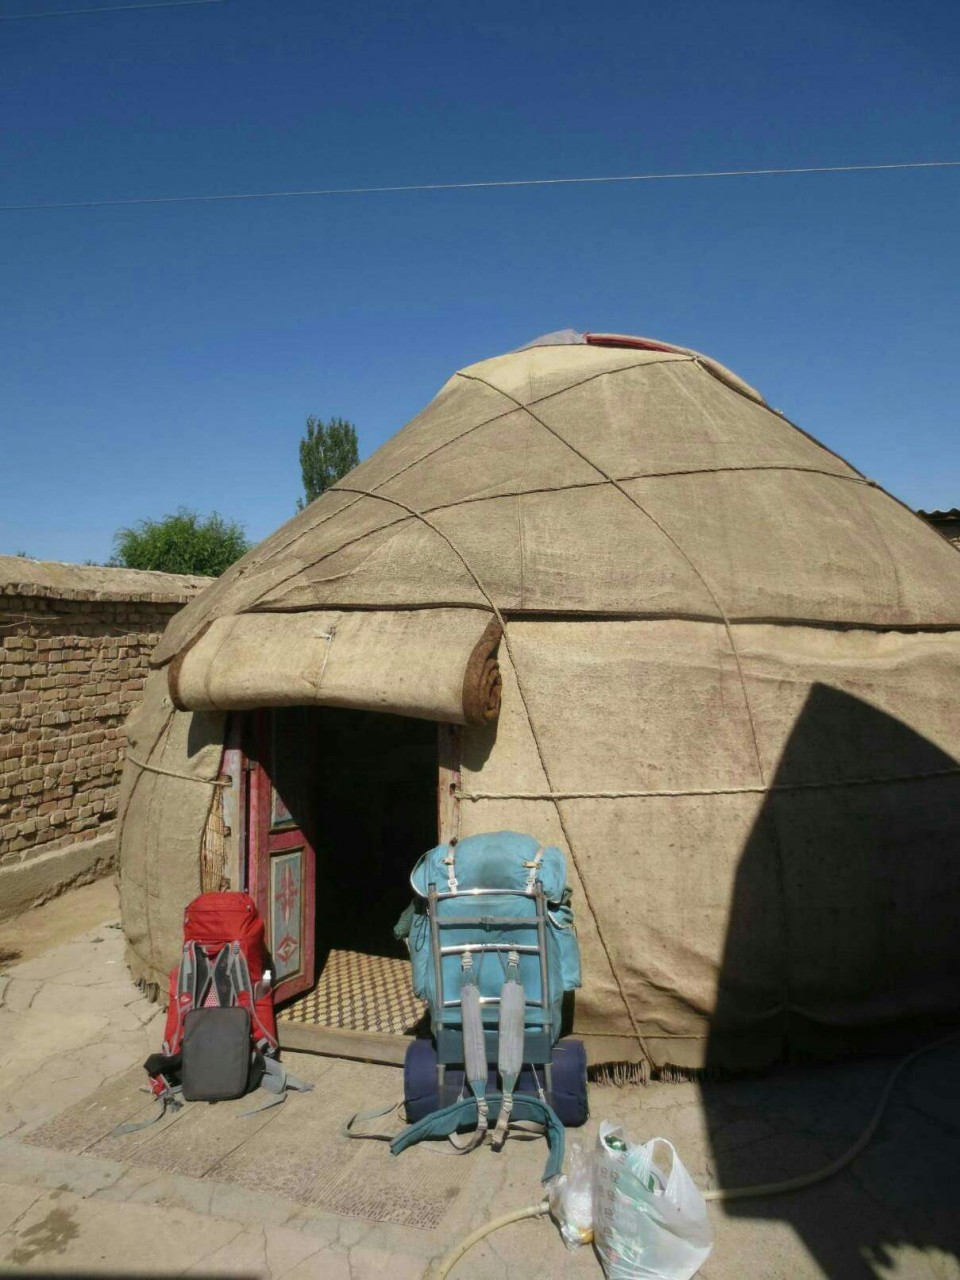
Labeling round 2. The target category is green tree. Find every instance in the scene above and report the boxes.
[298,415,359,510]
[111,508,250,577]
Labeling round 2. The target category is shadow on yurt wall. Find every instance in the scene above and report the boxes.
[702,683,960,1275]
[707,683,960,1072]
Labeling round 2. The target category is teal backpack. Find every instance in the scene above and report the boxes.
[391,831,586,1180]
[405,830,581,1054]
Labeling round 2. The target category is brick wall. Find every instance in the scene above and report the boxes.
[0,558,211,916]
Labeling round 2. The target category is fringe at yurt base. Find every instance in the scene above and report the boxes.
[588,1060,649,1087]
[135,977,161,1005]
[588,1060,734,1086]
[654,1062,732,1084]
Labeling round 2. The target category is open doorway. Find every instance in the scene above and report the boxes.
[312,706,437,959]
[244,705,442,1054]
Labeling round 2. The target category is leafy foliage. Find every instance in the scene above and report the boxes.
[298,415,360,509]
[111,508,250,577]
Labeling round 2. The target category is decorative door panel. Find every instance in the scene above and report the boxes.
[246,708,317,1003]
[269,846,307,982]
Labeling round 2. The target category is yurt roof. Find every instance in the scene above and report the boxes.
[155,331,960,720]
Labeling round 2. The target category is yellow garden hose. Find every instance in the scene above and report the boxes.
[427,1200,550,1279]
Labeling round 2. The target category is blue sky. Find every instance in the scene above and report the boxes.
[2,0,958,564]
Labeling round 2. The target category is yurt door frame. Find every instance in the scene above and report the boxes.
[245,709,317,1005]
[240,710,462,1062]
[437,722,461,845]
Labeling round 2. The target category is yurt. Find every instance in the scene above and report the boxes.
[118,330,960,1076]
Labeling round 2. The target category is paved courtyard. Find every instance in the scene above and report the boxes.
[0,880,958,1279]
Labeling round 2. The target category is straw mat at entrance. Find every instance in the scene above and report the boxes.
[277,948,427,1035]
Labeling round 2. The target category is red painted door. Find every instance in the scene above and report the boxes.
[246,708,317,1004]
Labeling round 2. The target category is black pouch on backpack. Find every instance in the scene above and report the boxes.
[181,1006,255,1101]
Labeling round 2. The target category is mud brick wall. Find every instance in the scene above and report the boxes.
[0,559,210,916]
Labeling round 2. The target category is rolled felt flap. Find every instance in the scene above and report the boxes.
[168,607,502,726]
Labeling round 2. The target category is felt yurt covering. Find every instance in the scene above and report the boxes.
[119,331,960,1074]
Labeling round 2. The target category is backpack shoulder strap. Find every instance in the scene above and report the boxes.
[390,1093,564,1183]
[491,952,524,1151]
[225,941,278,1054]
[162,941,205,1056]
[523,844,545,891]
[456,955,489,1153]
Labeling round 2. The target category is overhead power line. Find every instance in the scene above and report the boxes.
[1,0,224,17]
[2,160,958,212]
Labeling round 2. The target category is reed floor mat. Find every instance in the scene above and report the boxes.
[277,948,427,1036]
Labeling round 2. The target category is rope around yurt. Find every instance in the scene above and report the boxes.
[427,1028,960,1278]
[455,767,960,800]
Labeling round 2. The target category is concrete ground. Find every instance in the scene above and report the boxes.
[0,883,958,1279]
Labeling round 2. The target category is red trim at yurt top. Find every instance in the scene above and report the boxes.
[584,333,678,354]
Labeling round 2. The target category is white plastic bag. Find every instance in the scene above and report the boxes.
[593,1122,713,1280]
[548,1142,595,1249]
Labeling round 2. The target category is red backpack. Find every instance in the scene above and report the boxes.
[122,893,311,1130]
[160,891,278,1066]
